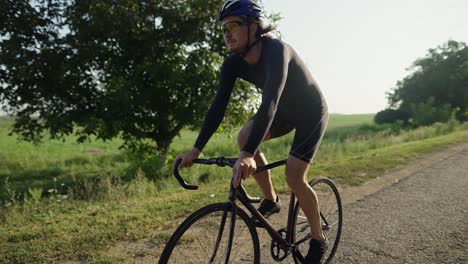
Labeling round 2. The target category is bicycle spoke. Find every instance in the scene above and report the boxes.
[229,224,248,262]
[324,208,338,217]
[296,222,309,235]
[188,228,211,258]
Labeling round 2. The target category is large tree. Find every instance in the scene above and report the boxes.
[376,40,468,125]
[1,0,268,166]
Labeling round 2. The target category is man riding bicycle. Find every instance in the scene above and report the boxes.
[176,1,329,263]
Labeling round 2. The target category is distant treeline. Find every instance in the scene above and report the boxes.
[376,40,468,126]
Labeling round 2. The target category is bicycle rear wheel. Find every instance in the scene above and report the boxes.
[159,202,260,264]
[292,178,343,263]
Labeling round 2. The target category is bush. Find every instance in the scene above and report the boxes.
[357,122,403,134]
[410,97,452,126]
[124,146,167,181]
[458,108,468,122]
[374,109,409,124]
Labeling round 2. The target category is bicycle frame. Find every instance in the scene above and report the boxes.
[173,157,308,263]
[236,187,306,262]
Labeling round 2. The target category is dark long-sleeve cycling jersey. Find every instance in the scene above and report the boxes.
[194,36,325,155]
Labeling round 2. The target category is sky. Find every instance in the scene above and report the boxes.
[262,0,468,114]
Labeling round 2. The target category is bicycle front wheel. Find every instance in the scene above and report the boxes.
[292,178,343,264]
[159,202,260,264]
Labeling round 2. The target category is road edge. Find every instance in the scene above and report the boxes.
[338,141,468,206]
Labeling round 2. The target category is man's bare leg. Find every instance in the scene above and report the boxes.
[285,154,325,241]
[238,120,276,201]
[252,151,276,201]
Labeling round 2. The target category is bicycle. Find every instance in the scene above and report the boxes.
[159,157,342,263]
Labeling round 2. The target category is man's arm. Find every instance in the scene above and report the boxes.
[194,58,237,152]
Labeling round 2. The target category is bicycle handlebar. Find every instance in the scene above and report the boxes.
[173,157,240,190]
[173,156,287,203]
[173,159,199,190]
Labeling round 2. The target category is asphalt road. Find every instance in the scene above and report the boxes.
[333,147,468,263]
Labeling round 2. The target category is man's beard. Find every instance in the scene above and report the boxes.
[230,47,241,53]
[229,44,246,54]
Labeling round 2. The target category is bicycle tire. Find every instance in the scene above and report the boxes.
[159,202,260,264]
[291,178,343,264]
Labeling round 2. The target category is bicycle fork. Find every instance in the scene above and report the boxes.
[209,184,238,264]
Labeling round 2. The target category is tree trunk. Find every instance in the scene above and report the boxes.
[155,139,171,178]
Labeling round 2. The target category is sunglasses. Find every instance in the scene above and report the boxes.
[222,21,246,34]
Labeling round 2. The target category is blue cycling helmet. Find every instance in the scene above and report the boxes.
[218,0,263,21]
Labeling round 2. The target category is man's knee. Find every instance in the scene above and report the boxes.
[285,168,307,191]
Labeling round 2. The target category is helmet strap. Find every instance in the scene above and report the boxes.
[240,21,260,57]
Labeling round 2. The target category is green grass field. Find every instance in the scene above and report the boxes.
[327,113,374,129]
[0,113,374,201]
[1,114,467,263]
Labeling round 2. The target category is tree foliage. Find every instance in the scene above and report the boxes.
[377,40,468,125]
[409,97,453,126]
[0,0,276,162]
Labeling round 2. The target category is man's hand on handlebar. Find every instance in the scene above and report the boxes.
[175,148,201,171]
[233,151,257,188]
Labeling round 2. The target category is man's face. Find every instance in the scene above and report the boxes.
[221,16,248,53]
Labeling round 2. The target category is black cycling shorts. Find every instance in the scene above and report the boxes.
[253,101,328,163]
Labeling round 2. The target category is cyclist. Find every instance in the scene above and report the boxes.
[176,1,329,263]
